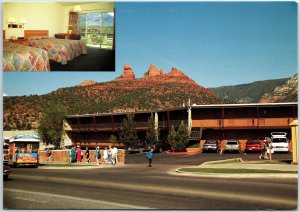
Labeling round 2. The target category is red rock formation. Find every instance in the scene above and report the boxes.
[169,67,188,78]
[115,64,135,80]
[144,64,163,78]
[77,80,98,87]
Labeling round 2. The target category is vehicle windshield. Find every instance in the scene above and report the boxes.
[205,140,216,144]
[247,140,259,144]
[272,138,287,143]
[227,141,238,145]
[14,142,39,153]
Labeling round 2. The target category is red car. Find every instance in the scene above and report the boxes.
[245,140,261,152]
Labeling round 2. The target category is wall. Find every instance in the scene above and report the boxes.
[39,149,125,164]
[3,2,65,39]
[62,2,115,33]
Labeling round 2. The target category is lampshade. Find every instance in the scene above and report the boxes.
[8,17,16,23]
[74,5,82,12]
[20,19,27,24]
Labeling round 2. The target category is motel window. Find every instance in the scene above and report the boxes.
[78,12,114,49]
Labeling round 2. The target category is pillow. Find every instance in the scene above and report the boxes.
[36,36,42,40]
[42,35,49,39]
[29,36,36,40]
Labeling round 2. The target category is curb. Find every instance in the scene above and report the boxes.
[166,151,201,155]
[201,158,242,165]
[173,169,298,179]
[38,164,125,169]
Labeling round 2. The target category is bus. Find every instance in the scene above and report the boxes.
[3,143,9,164]
[8,134,40,167]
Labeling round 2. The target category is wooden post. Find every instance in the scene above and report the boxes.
[290,120,298,164]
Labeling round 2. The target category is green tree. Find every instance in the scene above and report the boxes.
[109,134,117,146]
[98,35,107,48]
[119,114,138,148]
[176,121,190,151]
[167,125,177,151]
[37,105,67,148]
[145,113,159,144]
[167,121,190,152]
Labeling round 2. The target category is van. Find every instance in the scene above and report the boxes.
[270,132,289,153]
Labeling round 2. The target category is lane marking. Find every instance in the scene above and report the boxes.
[5,188,153,209]
[10,175,297,208]
[15,197,48,203]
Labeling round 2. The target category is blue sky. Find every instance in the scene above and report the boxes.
[3,2,298,96]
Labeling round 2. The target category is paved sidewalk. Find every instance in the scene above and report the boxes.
[38,162,124,169]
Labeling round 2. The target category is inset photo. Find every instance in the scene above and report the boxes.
[3,2,115,71]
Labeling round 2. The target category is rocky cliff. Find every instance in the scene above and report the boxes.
[260,74,298,103]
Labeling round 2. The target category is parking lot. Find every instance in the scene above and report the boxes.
[125,151,293,165]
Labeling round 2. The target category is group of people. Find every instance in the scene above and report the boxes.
[259,138,271,160]
[69,145,119,165]
[48,145,155,167]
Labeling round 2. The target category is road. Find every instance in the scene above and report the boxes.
[3,152,298,210]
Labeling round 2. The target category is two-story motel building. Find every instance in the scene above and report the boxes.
[64,102,298,150]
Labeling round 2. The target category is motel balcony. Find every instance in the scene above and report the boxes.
[65,119,189,132]
[192,117,296,129]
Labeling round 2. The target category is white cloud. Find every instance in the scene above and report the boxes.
[3,93,8,96]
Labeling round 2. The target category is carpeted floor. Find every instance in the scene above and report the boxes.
[50,47,115,71]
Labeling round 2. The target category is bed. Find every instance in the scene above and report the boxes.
[25,30,87,65]
[3,42,50,72]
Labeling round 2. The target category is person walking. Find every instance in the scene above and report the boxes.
[46,148,52,163]
[70,146,76,163]
[145,148,154,167]
[69,147,72,164]
[108,146,114,165]
[95,146,101,165]
[264,137,271,160]
[76,146,82,163]
[112,146,118,164]
[219,140,225,155]
[85,147,91,163]
[259,140,268,160]
[103,147,108,165]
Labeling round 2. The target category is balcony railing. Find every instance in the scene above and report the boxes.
[69,119,189,131]
[190,131,202,139]
[169,120,188,127]
[192,118,295,129]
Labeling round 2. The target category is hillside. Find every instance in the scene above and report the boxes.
[260,74,298,103]
[209,76,297,103]
[3,64,223,130]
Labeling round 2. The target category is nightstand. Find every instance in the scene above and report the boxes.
[9,38,29,45]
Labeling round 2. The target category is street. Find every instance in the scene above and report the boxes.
[3,152,298,209]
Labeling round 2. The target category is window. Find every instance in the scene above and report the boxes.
[78,12,114,49]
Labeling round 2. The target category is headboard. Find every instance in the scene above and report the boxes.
[24,30,49,38]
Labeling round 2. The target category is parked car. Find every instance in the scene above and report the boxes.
[270,132,289,153]
[245,140,262,152]
[224,140,240,153]
[145,140,170,153]
[3,163,10,180]
[126,141,147,154]
[202,140,220,152]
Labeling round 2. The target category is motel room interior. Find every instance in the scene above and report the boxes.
[3,2,115,71]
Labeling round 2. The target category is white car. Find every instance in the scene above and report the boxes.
[270,132,289,153]
[225,140,240,153]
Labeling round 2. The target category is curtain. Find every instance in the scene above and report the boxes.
[68,12,79,35]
